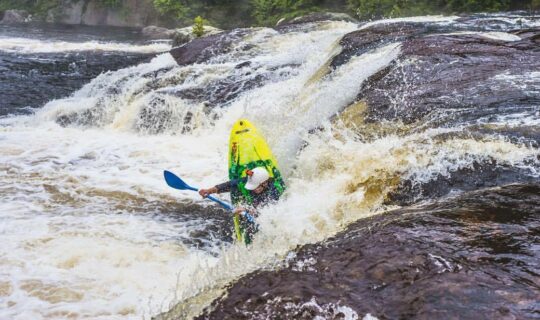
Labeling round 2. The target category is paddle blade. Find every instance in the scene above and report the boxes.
[163,170,197,191]
[164,170,235,210]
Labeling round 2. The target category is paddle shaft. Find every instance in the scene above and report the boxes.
[164,170,254,222]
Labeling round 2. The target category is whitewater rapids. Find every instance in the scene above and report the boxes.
[1,15,539,320]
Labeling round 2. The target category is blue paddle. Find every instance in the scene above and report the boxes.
[163,170,255,223]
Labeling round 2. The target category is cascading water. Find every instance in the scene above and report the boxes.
[1,13,539,320]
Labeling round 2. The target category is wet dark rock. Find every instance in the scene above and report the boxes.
[276,12,358,28]
[332,22,434,68]
[235,61,251,69]
[456,16,515,30]
[1,51,151,117]
[341,25,540,132]
[168,63,298,109]
[171,31,192,47]
[512,26,540,41]
[455,14,539,31]
[330,20,473,68]
[171,73,269,108]
[170,29,248,66]
[197,184,540,320]
[389,160,540,206]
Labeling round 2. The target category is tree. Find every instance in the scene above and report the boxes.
[193,15,205,37]
[251,0,322,25]
[153,0,187,19]
[347,0,512,19]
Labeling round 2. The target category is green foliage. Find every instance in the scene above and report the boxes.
[0,0,121,15]
[443,0,509,12]
[0,0,60,17]
[0,0,26,11]
[153,0,187,19]
[35,0,60,13]
[0,0,537,28]
[347,0,513,20]
[192,15,205,37]
[348,0,401,19]
[251,0,322,25]
[100,0,121,8]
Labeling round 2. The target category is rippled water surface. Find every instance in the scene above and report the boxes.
[0,24,168,116]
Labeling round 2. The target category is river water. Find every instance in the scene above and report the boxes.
[0,14,539,320]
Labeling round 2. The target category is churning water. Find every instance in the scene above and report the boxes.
[1,14,539,319]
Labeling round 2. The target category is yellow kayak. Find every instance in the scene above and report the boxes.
[228,119,285,243]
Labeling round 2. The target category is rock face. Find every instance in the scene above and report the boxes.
[45,0,160,27]
[197,184,540,320]
[46,1,84,24]
[0,9,30,24]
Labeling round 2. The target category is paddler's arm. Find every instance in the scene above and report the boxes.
[198,178,245,198]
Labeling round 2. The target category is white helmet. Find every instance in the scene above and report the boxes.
[244,167,270,190]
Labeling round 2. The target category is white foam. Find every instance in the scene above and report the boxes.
[360,15,459,30]
[0,124,229,319]
[437,31,521,41]
[1,16,539,320]
[481,31,521,41]
[0,37,171,54]
[472,15,540,28]
[0,21,363,319]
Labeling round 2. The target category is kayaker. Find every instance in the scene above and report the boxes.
[198,166,280,217]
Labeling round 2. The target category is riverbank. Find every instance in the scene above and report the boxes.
[1,0,538,30]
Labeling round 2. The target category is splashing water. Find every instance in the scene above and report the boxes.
[0,37,171,54]
[1,15,539,319]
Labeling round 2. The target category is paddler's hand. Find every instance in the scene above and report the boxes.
[233,207,246,216]
[199,187,217,198]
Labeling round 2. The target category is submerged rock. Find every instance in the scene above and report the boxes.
[169,29,247,66]
[197,184,540,320]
